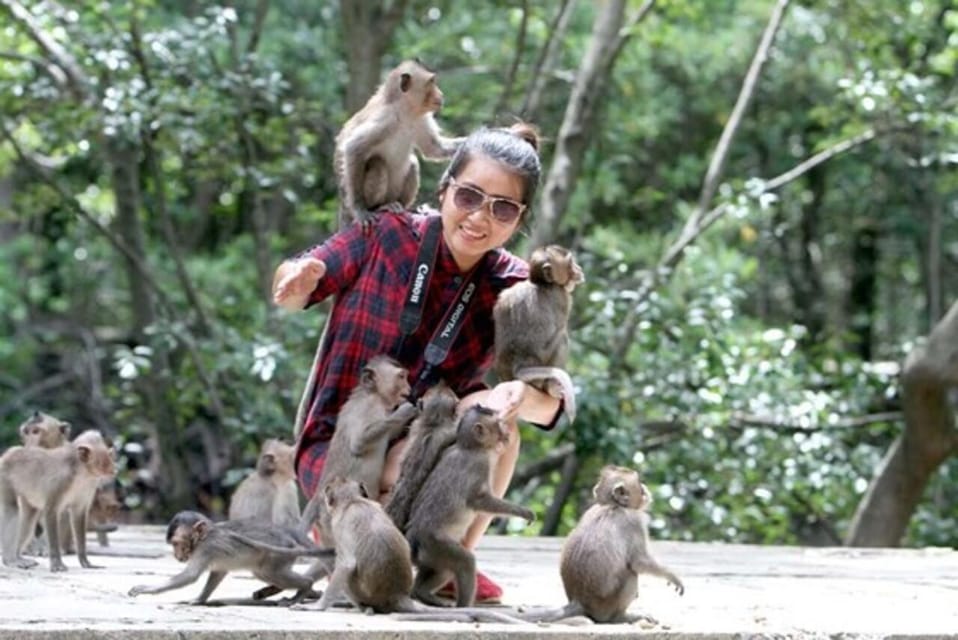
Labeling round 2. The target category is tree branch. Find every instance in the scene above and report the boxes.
[491,0,529,120]
[519,0,577,119]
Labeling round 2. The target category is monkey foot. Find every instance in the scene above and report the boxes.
[4,557,38,569]
[435,571,503,604]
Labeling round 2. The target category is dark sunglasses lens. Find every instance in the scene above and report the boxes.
[453,185,485,211]
[491,200,521,223]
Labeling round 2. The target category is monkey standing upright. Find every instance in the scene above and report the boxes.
[0,429,115,571]
[493,245,584,421]
[404,405,535,607]
[128,511,334,605]
[383,381,459,531]
[523,465,684,624]
[334,59,464,228]
[229,438,301,528]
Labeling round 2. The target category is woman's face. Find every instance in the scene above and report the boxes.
[440,156,524,272]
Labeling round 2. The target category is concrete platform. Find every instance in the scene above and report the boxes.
[0,525,956,639]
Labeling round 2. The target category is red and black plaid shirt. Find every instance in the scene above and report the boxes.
[293,209,552,497]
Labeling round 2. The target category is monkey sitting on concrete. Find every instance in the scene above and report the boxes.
[493,245,584,422]
[128,511,334,605]
[405,405,535,607]
[383,381,459,532]
[1,428,115,572]
[302,476,525,623]
[334,59,463,228]
[229,438,301,528]
[521,465,684,624]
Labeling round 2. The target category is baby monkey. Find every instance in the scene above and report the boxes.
[523,465,684,624]
[334,59,463,227]
[493,245,584,422]
[128,511,334,605]
[19,411,71,448]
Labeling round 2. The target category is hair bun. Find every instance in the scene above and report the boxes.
[508,122,540,152]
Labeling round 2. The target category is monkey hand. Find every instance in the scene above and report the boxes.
[518,507,536,523]
[128,585,149,597]
[668,576,685,596]
[273,258,326,305]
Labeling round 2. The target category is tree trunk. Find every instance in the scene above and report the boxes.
[845,299,958,546]
[519,0,577,121]
[529,0,655,248]
[540,451,580,536]
[847,218,878,360]
[339,0,409,112]
[109,141,192,510]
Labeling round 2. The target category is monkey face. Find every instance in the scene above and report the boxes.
[169,527,196,562]
[19,412,70,448]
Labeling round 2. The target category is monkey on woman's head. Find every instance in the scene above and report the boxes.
[334,59,464,228]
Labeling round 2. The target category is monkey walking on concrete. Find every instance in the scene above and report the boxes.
[383,381,459,531]
[128,511,334,606]
[520,465,684,624]
[1,428,115,571]
[405,405,536,608]
[229,438,301,528]
[493,245,584,422]
[334,59,464,228]
[298,476,526,623]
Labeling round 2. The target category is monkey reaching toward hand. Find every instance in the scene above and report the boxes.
[383,381,459,532]
[493,245,584,422]
[334,59,463,228]
[405,405,535,608]
[522,465,684,624]
[128,511,333,605]
[229,438,301,528]
[0,429,115,572]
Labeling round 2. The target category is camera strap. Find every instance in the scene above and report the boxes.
[396,215,483,395]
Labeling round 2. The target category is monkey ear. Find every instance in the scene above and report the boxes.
[541,261,554,283]
[400,72,412,92]
[358,483,370,499]
[77,444,92,463]
[193,520,211,540]
[324,484,337,508]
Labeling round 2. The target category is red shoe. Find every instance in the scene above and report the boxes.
[435,570,503,604]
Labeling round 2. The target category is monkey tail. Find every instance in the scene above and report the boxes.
[391,597,529,623]
[514,366,577,423]
[516,600,587,623]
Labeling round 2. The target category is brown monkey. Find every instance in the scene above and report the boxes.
[87,482,121,547]
[128,511,334,605]
[304,476,525,623]
[383,381,459,531]
[18,411,71,448]
[405,405,535,607]
[523,466,684,624]
[0,429,115,571]
[334,59,463,227]
[493,245,584,422]
[300,355,418,544]
[229,438,301,528]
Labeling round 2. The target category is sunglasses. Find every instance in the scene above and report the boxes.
[447,177,526,224]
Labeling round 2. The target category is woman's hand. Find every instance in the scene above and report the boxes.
[272,258,326,309]
[484,380,527,423]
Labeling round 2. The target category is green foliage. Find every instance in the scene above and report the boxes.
[1,0,956,544]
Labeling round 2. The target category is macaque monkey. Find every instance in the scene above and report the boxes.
[88,483,121,547]
[0,429,115,571]
[523,466,684,624]
[300,355,418,544]
[334,59,463,227]
[384,381,459,531]
[19,411,71,448]
[493,245,584,422]
[229,439,301,528]
[128,511,334,605]
[304,476,525,623]
[405,405,535,607]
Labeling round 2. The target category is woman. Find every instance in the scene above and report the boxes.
[272,123,563,602]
